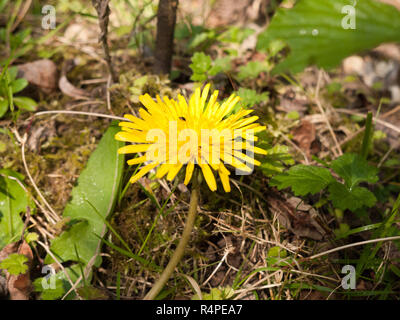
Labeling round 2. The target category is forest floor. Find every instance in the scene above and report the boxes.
[0,0,400,300]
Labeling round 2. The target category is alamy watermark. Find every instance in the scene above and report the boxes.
[41,265,56,289]
[42,5,56,30]
[341,1,357,30]
[341,265,356,289]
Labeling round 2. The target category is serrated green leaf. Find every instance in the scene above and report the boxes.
[237,61,269,80]
[257,0,400,74]
[191,72,208,82]
[189,52,212,81]
[260,144,294,176]
[218,26,255,43]
[328,182,377,211]
[13,96,37,111]
[0,253,28,275]
[270,164,335,196]
[330,153,378,189]
[0,169,30,248]
[235,88,269,109]
[209,57,232,76]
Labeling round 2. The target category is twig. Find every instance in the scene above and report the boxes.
[335,108,400,134]
[20,206,31,242]
[92,0,117,82]
[37,240,83,300]
[10,0,32,32]
[307,236,400,260]
[31,110,126,121]
[202,246,233,286]
[13,130,60,224]
[314,70,342,157]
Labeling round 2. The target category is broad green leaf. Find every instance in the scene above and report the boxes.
[0,99,8,118]
[270,164,335,196]
[13,96,37,111]
[44,124,124,297]
[330,153,378,189]
[33,277,66,300]
[257,0,400,74]
[0,253,28,275]
[11,78,28,94]
[328,182,377,211]
[0,169,30,248]
[7,67,18,82]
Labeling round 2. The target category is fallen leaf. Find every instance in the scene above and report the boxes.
[17,59,58,94]
[291,119,320,158]
[267,191,326,240]
[59,60,90,100]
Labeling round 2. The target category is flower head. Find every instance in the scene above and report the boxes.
[115,84,267,192]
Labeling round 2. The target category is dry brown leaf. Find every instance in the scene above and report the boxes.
[267,192,326,241]
[17,59,58,94]
[291,119,320,158]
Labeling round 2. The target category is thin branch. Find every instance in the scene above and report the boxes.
[92,0,117,82]
[315,70,342,157]
[307,236,400,260]
[31,110,126,121]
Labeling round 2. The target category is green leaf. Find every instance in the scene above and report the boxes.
[0,99,8,118]
[330,153,378,189]
[270,164,335,196]
[218,26,255,43]
[199,287,235,300]
[33,277,66,300]
[189,52,212,82]
[11,78,28,94]
[13,96,37,111]
[0,253,28,275]
[235,88,269,109]
[267,246,287,258]
[260,144,294,176]
[188,30,217,50]
[237,61,269,80]
[0,169,30,248]
[45,124,124,295]
[209,57,232,76]
[328,182,377,211]
[7,67,18,82]
[257,0,400,74]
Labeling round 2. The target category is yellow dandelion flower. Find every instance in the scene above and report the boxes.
[115,84,267,192]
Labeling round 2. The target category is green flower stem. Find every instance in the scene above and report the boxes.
[143,170,199,300]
